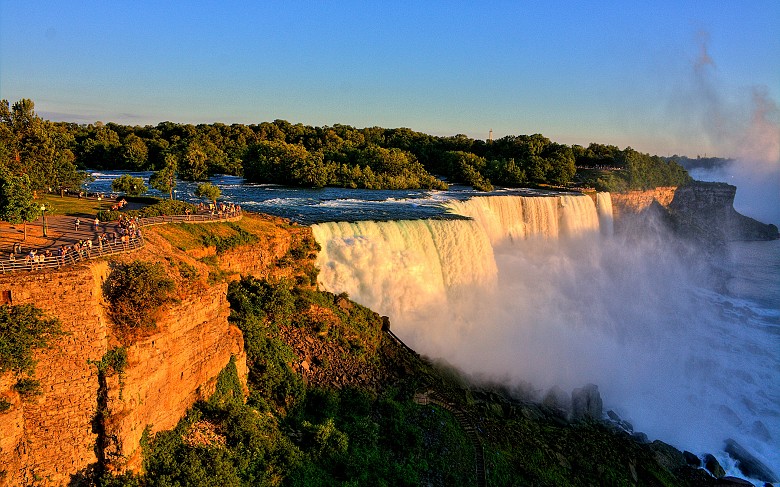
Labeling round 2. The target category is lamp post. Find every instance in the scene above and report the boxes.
[40,204,48,237]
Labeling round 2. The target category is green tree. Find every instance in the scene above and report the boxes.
[104,261,175,333]
[149,154,178,199]
[0,167,41,240]
[243,140,312,185]
[121,133,149,169]
[194,182,221,206]
[178,139,210,181]
[111,174,148,196]
[441,151,493,191]
[0,304,63,374]
[0,98,87,193]
[542,142,576,186]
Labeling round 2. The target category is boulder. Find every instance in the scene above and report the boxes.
[571,384,602,420]
[704,454,726,479]
[607,409,634,433]
[724,438,778,483]
[542,386,570,419]
[714,477,757,486]
[683,450,702,467]
[750,421,771,443]
[649,440,686,471]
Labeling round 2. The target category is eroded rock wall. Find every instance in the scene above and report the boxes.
[609,186,676,220]
[610,183,779,241]
[0,264,110,486]
[102,285,247,473]
[0,214,313,485]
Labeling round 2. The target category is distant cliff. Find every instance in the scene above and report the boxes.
[610,182,779,242]
[668,182,778,241]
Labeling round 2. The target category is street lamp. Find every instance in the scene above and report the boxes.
[40,204,48,237]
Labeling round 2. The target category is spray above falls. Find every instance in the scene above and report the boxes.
[312,192,779,476]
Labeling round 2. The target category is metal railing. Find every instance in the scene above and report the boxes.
[0,235,145,273]
[1,210,242,274]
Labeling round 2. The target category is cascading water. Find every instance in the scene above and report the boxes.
[312,218,497,324]
[596,191,614,235]
[441,194,602,244]
[312,191,779,480]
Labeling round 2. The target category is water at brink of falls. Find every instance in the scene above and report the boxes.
[88,171,779,480]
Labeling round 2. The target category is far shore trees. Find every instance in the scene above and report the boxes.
[3,98,692,192]
[0,98,90,194]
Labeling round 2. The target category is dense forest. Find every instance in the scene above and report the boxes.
[1,98,691,201]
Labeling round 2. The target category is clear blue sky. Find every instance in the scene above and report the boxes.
[1,1,778,158]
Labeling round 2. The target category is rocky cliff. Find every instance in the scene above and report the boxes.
[0,213,311,486]
[610,182,779,241]
[668,182,779,241]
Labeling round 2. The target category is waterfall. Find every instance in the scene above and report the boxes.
[313,193,603,318]
[596,192,614,236]
[311,192,780,476]
[443,193,601,244]
[312,218,497,320]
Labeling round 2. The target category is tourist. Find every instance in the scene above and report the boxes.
[75,218,80,230]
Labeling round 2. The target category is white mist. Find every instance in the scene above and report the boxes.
[313,193,779,477]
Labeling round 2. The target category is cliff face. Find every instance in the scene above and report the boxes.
[609,187,676,221]
[101,286,248,474]
[0,213,309,486]
[668,182,779,241]
[0,266,109,487]
[610,182,779,241]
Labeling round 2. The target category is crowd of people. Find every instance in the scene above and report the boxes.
[3,213,144,271]
[3,199,241,272]
[196,201,242,217]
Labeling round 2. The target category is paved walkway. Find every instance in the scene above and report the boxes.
[0,211,242,273]
[0,215,123,256]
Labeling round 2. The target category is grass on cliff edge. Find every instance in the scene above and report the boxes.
[151,214,288,253]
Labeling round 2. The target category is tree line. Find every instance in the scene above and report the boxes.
[1,98,691,209]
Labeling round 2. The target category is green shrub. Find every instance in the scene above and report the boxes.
[209,356,244,408]
[96,209,121,222]
[0,398,11,413]
[104,261,176,333]
[138,199,197,218]
[14,378,42,398]
[0,304,63,374]
[91,347,128,376]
